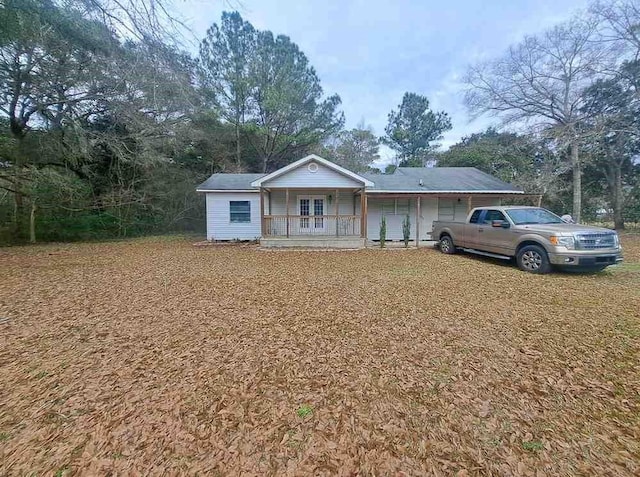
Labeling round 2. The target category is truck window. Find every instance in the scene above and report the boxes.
[469,210,481,224]
[483,210,506,224]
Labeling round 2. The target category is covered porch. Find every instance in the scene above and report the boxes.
[259,187,367,248]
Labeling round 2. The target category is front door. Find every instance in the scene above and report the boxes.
[298,196,326,234]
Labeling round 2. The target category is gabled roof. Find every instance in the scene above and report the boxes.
[196,173,264,192]
[361,167,523,193]
[250,154,374,187]
[195,162,523,194]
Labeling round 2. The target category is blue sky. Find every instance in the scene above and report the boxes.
[184,0,590,166]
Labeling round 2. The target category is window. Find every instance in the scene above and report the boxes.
[396,199,409,215]
[505,208,564,225]
[229,201,251,223]
[381,199,410,216]
[381,200,395,216]
[483,209,506,224]
[469,210,481,224]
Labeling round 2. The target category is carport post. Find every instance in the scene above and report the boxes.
[467,195,473,214]
[416,196,420,248]
[360,189,366,238]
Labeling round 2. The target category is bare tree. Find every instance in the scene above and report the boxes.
[464,15,613,222]
[591,0,640,60]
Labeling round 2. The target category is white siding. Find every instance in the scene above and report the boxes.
[263,161,363,188]
[437,199,468,222]
[206,192,261,240]
[420,197,439,239]
[268,189,357,216]
[471,196,501,208]
[367,197,439,241]
[437,197,501,222]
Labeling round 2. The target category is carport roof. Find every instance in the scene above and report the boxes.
[362,167,523,193]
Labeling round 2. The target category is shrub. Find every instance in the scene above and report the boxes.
[380,216,386,248]
[402,214,411,247]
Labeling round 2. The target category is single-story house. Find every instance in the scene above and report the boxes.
[196,154,537,248]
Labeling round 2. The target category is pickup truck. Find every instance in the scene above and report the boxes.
[432,206,623,273]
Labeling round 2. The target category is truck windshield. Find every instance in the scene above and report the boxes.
[505,208,564,225]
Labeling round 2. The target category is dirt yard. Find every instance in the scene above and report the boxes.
[1,235,639,476]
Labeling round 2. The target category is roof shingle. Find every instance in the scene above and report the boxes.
[196,167,523,193]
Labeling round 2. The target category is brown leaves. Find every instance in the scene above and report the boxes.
[0,235,639,475]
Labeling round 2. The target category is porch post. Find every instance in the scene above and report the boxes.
[360,189,366,238]
[260,187,265,237]
[363,192,368,241]
[268,190,272,215]
[416,195,421,248]
[285,188,290,238]
[467,195,473,214]
[536,194,543,207]
[335,189,340,237]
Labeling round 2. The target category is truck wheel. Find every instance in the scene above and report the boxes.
[440,235,456,254]
[516,245,551,274]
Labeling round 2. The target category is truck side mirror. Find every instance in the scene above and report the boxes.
[492,220,510,229]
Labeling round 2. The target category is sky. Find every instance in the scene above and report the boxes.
[182,0,591,167]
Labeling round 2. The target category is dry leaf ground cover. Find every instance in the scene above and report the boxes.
[1,235,639,476]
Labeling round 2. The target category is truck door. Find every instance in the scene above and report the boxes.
[463,209,483,248]
[476,209,511,254]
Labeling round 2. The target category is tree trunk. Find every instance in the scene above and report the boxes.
[13,135,27,241]
[570,140,581,223]
[612,163,625,230]
[29,201,37,244]
[235,122,241,171]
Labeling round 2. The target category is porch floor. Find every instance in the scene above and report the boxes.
[260,236,366,249]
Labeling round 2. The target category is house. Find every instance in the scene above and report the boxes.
[196,154,535,248]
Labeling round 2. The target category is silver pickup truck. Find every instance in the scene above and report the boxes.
[432,206,623,273]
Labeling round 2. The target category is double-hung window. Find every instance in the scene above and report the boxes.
[229,201,251,223]
[381,198,410,215]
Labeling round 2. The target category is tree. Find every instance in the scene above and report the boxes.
[0,0,201,242]
[591,0,640,60]
[581,60,640,229]
[382,92,451,167]
[247,29,344,172]
[384,163,397,174]
[318,123,379,172]
[437,128,536,183]
[0,0,117,237]
[199,12,344,173]
[437,128,576,213]
[464,15,612,223]
[199,12,255,170]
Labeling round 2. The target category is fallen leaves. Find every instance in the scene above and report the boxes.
[0,235,639,475]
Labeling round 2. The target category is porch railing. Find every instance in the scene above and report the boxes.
[264,215,361,237]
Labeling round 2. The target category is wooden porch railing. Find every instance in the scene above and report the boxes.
[263,215,361,237]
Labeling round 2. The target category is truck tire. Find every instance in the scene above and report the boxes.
[516,245,551,274]
[439,235,456,254]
